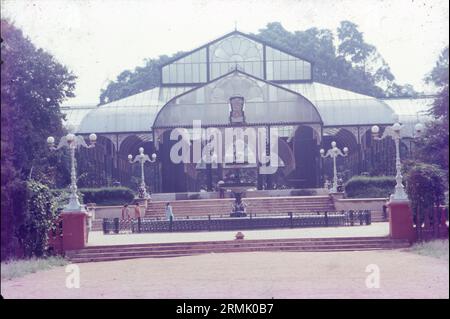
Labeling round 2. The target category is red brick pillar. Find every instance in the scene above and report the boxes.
[388,200,416,242]
[62,211,88,251]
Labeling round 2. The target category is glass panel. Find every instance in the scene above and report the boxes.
[199,64,207,82]
[192,64,199,82]
[162,66,169,83]
[170,64,177,83]
[184,64,192,83]
[176,64,184,83]
[273,60,281,80]
[184,54,192,64]
[209,34,263,80]
[266,46,273,60]
[266,61,273,80]
[199,48,206,62]
[288,60,296,80]
[304,62,311,80]
[295,61,303,80]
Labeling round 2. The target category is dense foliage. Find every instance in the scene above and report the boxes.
[1,19,75,259]
[99,21,417,105]
[414,47,449,175]
[16,181,59,258]
[344,176,396,198]
[78,187,135,206]
[404,163,446,220]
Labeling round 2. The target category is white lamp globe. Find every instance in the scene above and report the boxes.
[127,154,133,161]
[47,136,55,144]
[414,123,424,135]
[320,149,325,155]
[89,133,97,142]
[371,125,380,134]
[343,147,349,154]
[151,153,157,160]
[66,133,75,143]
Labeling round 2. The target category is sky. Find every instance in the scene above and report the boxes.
[2,0,449,106]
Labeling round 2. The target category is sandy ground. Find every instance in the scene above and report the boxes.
[1,249,448,299]
[88,223,390,246]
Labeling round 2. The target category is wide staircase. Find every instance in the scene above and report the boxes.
[67,237,410,263]
[145,195,335,219]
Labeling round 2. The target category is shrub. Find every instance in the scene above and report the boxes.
[78,187,135,206]
[404,162,446,219]
[16,180,59,257]
[344,176,396,198]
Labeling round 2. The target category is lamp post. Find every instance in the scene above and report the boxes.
[128,147,157,199]
[47,132,97,212]
[320,141,349,193]
[371,114,424,201]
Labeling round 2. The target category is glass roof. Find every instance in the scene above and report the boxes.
[161,31,312,85]
[61,105,96,132]
[283,82,396,126]
[153,71,322,128]
[62,70,436,137]
[381,97,434,138]
[209,34,264,80]
[65,86,194,134]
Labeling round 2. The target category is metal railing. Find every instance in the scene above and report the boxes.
[102,210,372,234]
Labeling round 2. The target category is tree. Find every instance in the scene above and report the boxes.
[99,52,185,105]
[1,19,76,259]
[404,162,446,225]
[415,46,449,173]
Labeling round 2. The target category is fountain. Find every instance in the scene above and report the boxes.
[218,168,255,217]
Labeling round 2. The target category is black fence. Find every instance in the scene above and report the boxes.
[413,206,449,241]
[102,210,372,234]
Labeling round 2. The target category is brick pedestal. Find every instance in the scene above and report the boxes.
[62,211,88,251]
[388,200,416,242]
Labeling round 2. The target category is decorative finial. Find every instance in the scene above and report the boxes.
[234,20,237,31]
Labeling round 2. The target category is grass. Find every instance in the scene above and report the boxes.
[1,256,69,281]
[406,239,449,261]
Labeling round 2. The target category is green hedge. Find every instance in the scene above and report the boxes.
[344,176,396,198]
[79,187,135,206]
[51,187,134,206]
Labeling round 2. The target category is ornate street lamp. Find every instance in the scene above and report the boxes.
[47,132,97,212]
[320,141,349,193]
[128,147,157,199]
[371,114,424,201]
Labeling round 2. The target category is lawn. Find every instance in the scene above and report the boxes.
[406,239,449,261]
[1,256,69,280]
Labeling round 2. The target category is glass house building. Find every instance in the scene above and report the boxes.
[62,31,433,193]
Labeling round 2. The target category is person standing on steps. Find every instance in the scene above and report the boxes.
[121,204,130,220]
[165,202,174,221]
[134,202,142,219]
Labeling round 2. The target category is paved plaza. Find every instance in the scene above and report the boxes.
[89,222,390,246]
[1,249,448,299]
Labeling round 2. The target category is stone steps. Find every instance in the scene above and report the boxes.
[145,195,335,218]
[67,237,409,263]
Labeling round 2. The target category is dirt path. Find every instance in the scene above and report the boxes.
[1,250,448,299]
